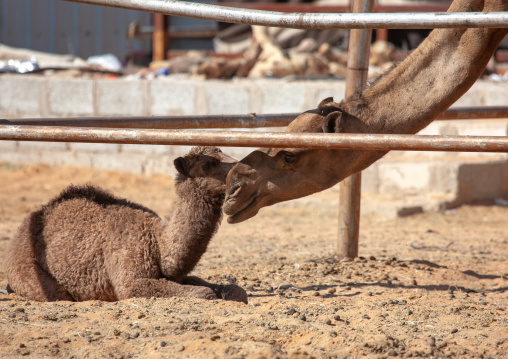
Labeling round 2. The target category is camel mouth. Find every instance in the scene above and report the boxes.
[224,194,258,224]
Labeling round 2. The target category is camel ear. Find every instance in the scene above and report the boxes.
[318,97,334,109]
[322,111,346,133]
[174,157,189,176]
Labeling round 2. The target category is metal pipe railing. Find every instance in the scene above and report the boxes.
[2,107,508,129]
[338,0,373,259]
[1,125,508,152]
[61,0,508,29]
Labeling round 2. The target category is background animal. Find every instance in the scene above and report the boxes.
[4,146,247,303]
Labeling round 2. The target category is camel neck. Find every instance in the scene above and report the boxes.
[158,179,223,281]
[342,0,508,136]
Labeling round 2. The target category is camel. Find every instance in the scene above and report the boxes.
[4,146,248,303]
[223,0,508,224]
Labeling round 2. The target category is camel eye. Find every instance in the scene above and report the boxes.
[283,152,298,165]
[202,163,212,172]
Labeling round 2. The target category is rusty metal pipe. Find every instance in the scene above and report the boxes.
[2,107,507,129]
[338,0,374,259]
[61,0,508,29]
[0,114,295,129]
[1,125,508,152]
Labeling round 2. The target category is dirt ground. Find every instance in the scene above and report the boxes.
[0,161,507,359]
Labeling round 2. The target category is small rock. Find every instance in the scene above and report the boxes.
[334,314,341,321]
[362,314,370,319]
[313,291,320,297]
[369,256,377,261]
[325,318,332,325]
[430,313,437,318]
[451,328,458,334]
[160,341,167,347]
[210,335,220,341]
[367,292,373,296]
[480,301,487,305]
[330,330,337,337]
[299,314,307,321]
[387,349,397,356]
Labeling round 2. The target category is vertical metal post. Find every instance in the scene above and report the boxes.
[337,0,374,259]
[152,14,169,61]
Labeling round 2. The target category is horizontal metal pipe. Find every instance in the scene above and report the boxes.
[2,107,507,129]
[0,113,295,129]
[1,125,508,152]
[61,0,508,29]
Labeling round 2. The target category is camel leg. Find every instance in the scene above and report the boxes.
[181,276,248,304]
[4,225,74,302]
[5,258,74,302]
[112,276,217,301]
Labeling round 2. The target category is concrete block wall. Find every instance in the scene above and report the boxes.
[1,74,508,214]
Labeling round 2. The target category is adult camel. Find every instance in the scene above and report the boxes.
[224,0,508,224]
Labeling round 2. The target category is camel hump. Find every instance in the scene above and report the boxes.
[45,184,158,217]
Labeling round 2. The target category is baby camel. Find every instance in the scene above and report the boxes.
[4,146,247,303]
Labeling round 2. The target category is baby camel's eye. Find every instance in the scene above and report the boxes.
[202,163,212,172]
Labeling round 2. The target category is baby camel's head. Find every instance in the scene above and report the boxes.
[174,147,237,196]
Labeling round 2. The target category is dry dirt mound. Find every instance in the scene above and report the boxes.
[0,163,507,358]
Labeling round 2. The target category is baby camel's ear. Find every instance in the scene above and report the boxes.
[322,111,346,134]
[174,157,189,176]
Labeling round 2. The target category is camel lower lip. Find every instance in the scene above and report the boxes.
[226,195,257,224]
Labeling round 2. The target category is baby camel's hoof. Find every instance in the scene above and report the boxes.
[189,286,217,300]
[220,284,248,304]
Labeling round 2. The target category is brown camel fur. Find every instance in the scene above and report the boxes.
[4,146,247,303]
[224,0,508,224]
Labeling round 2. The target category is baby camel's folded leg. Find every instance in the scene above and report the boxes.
[181,276,248,304]
[112,277,217,301]
[5,257,74,302]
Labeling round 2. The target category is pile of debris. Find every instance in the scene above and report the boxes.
[150,26,396,79]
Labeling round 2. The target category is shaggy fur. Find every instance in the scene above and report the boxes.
[4,146,247,303]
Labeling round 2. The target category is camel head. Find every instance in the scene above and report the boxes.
[174,146,237,196]
[224,98,377,224]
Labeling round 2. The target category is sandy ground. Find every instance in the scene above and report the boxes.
[0,161,507,359]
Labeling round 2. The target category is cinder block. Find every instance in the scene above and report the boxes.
[258,81,309,114]
[150,79,196,116]
[143,155,178,177]
[48,78,93,116]
[120,144,170,155]
[0,140,17,151]
[39,151,87,168]
[96,79,147,116]
[473,81,508,106]
[17,141,69,151]
[377,162,435,195]
[70,142,120,153]
[454,160,508,205]
[200,81,249,115]
[0,151,42,165]
[0,75,44,116]
[91,153,145,174]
